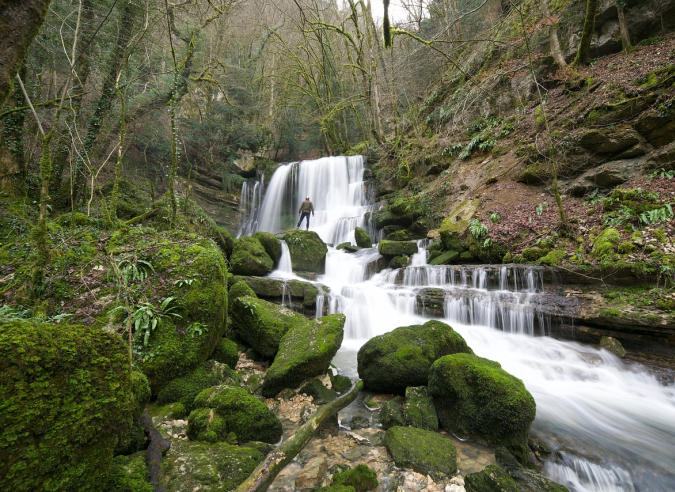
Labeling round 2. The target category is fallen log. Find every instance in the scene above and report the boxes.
[125,208,159,225]
[140,414,171,492]
[235,380,363,492]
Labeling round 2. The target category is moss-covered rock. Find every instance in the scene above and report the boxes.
[537,250,566,266]
[0,320,134,491]
[428,353,536,464]
[230,236,274,276]
[104,453,153,492]
[404,386,438,431]
[464,464,519,492]
[330,373,353,393]
[384,426,457,480]
[283,229,328,273]
[211,337,240,368]
[164,440,264,490]
[377,239,418,256]
[439,199,480,251]
[386,229,410,241]
[252,231,282,265]
[428,250,460,265]
[354,227,372,248]
[115,371,152,455]
[599,336,627,357]
[261,314,345,397]
[592,227,621,260]
[332,464,379,491]
[357,320,473,393]
[316,486,356,492]
[192,385,282,443]
[186,407,229,442]
[156,360,239,414]
[389,255,411,269]
[508,467,569,492]
[229,281,257,307]
[379,397,406,429]
[521,247,549,262]
[618,241,638,254]
[231,296,307,359]
[298,378,338,404]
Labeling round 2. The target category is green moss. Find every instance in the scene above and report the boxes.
[618,241,638,254]
[332,464,379,491]
[653,227,667,243]
[379,397,406,429]
[465,465,519,492]
[330,373,353,393]
[283,230,328,273]
[386,229,410,241]
[186,407,228,442]
[428,353,536,464]
[428,250,459,265]
[537,250,566,266]
[389,255,410,269]
[193,385,282,443]
[357,319,473,394]
[104,453,153,492]
[211,337,239,368]
[378,240,418,256]
[521,247,548,262]
[230,236,274,276]
[404,386,439,431]
[316,486,356,492]
[0,320,134,491]
[156,360,239,413]
[592,228,621,261]
[354,227,372,248]
[384,426,457,480]
[439,199,480,250]
[298,379,338,404]
[261,314,345,397]
[252,231,282,264]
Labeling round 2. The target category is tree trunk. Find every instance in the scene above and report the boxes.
[140,415,170,492]
[0,67,27,195]
[573,0,598,66]
[541,0,566,66]
[617,4,631,52]
[0,0,52,107]
[234,381,363,492]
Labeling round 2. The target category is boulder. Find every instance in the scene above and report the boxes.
[416,288,446,317]
[104,453,153,492]
[284,229,329,273]
[404,386,439,431]
[565,157,644,196]
[190,385,283,443]
[163,440,264,490]
[634,111,675,148]
[357,320,473,393]
[645,143,675,171]
[384,426,457,480]
[599,335,627,357]
[211,337,239,368]
[0,321,134,491]
[295,456,329,489]
[389,255,410,269]
[332,464,379,491]
[252,231,282,265]
[377,240,418,256]
[439,199,480,251]
[261,314,345,397]
[379,397,406,429]
[428,250,460,265]
[156,360,239,414]
[354,227,372,248]
[428,353,536,464]
[337,242,363,253]
[231,296,307,359]
[578,125,641,154]
[230,236,274,276]
[464,465,519,492]
[298,379,338,404]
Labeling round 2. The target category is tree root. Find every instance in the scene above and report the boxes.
[235,380,363,492]
[140,414,171,492]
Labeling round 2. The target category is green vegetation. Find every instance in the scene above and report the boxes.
[384,426,458,480]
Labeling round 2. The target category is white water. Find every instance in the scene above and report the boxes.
[238,156,675,491]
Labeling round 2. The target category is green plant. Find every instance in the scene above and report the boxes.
[0,305,31,321]
[490,213,501,223]
[174,277,196,287]
[117,259,154,284]
[130,297,182,347]
[648,168,675,179]
[186,321,208,338]
[640,204,674,225]
[535,203,544,216]
[468,219,489,240]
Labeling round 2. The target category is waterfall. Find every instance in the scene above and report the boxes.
[241,155,675,491]
[276,241,292,274]
[237,173,265,237]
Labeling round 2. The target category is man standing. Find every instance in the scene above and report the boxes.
[297,196,314,230]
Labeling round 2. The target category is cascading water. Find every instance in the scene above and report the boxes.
[238,156,675,491]
[237,173,265,237]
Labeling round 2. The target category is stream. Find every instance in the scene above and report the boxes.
[239,156,675,492]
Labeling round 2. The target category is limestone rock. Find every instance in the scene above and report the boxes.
[384,426,457,480]
[252,231,282,265]
[230,235,274,276]
[261,314,345,397]
[579,126,641,154]
[404,386,439,431]
[378,239,419,256]
[296,456,329,488]
[429,353,536,464]
[357,320,472,393]
[354,227,372,248]
[284,229,329,273]
[599,336,627,358]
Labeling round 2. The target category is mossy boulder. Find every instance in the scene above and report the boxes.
[231,296,307,359]
[428,353,536,464]
[252,231,282,265]
[404,386,438,431]
[283,229,328,273]
[507,467,569,492]
[357,320,473,393]
[317,486,357,492]
[386,229,410,241]
[465,464,519,492]
[0,320,134,491]
[389,255,410,269]
[157,360,239,413]
[592,227,621,260]
[384,426,457,480]
[378,239,418,256]
[332,464,379,491]
[230,235,274,276]
[379,397,406,429]
[537,250,566,266]
[428,250,460,265]
[330,373,353,393]
[104,453,153,492]
[298,378,338,404]
[521,247,549,262]
[261,314,345,397]
[164,440,265,490]
[211,337,240,368]
[115,371,152,455]
[354,227,372,248]
[439,199,480,251]
[191,385,283,443]
[599,336,627,357]
[229,280,257,307]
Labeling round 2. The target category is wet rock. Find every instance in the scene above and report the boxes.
[599,336,627,357]
[342,445,370,461]
[230,235,274,276]
[252,231,282,265]
[389,255,411,269]
[283,229,329,274]
[295,456,328,488]
[429,250,460,265]
[342,416,372,430]
[358,319,473,393]
[332,463,379,491]
[429,354,536,464]
[355,227,373,248]
[231,296,307,359]
[404,386,439,431]
[261,314,345,397]
[384,426,458,480]
[464,464,518,492]
[378,239,419,256]
[298,379,338,404]
[416,288,446,317]
[379,396,406,429]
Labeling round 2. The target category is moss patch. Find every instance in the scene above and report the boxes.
[384,426,457,480]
